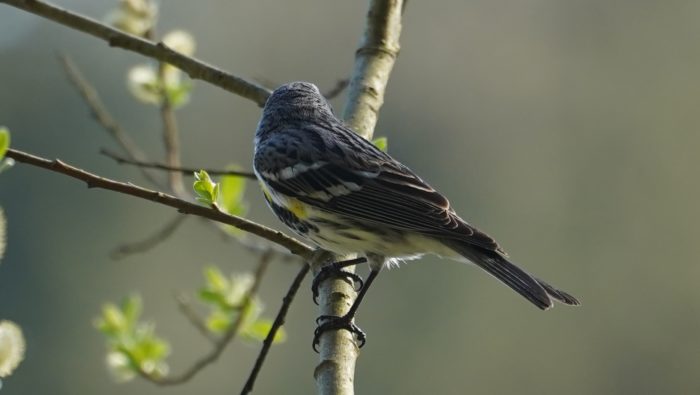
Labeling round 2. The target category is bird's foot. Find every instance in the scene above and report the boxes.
[311,258,366,305]
[313,314,366,352]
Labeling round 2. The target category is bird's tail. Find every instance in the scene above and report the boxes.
[442,240,580,310]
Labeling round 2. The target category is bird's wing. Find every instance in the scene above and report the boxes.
[258,127,503,253]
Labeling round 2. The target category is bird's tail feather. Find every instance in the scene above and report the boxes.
[533,276,581,306]
[443,240,580,310]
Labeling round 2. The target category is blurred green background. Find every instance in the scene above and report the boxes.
[2,0,700,394]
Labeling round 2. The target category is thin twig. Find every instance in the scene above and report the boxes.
[257,77,349,101]
[58,54,163,187]
[110,214,187,260]
[175,293,218,345]
[241,264,310,395]
[0,0,271,106]
[101,149,258,179]
[138,250,273,385]
[322,79,350,100]
[5,148,313,258]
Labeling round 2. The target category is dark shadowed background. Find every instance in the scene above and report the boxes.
[1,1,699,394]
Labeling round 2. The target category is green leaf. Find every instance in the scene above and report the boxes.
[206,310,233,333]
[193,170,219,205]
[0,208,6,263]
[199,266,237,310]
[165,79,193,108]
[219,167,249,236]
[220,165,248,216]
[198,268,270,337]
[372,136,388,152]
[121,295,142,328]
[0,127,10,160]
[96,303,128,335]
[203,266,229,292]
[96,295,170,381]
[133,331,170,361]
[243,319,286,344]
[225,274,256,309]
[198,289,224,304]
[239,297,262,323]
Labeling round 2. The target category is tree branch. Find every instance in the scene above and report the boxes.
[341,0,403,139]
[315,1,404,394]
[155,58,187,197]
[0,0,271,106]
[100,149,257,179]
[110,214,187,260]
[175,293,219,345]
[322,79,350,100]
[136,250,273,386]
[240,263,311,395]
[58,54,163,188]
[159,84,186,196]
[4,148,313,259]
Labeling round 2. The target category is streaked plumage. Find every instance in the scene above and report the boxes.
[254,81,579,310]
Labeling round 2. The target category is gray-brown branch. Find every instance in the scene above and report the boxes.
[0,0,271,106]
[5,148,312,258]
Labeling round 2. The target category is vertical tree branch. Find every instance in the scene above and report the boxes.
[143,16,187,198]
[314,1,404,394]
[160,102,185,195]
[158,64,186,197]
[341,0,403,140]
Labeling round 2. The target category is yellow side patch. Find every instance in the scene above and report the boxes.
[260,181,272,200]
[259,181,309,219]
[288,198,308,219]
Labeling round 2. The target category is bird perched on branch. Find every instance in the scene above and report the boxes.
[253,81,579,349]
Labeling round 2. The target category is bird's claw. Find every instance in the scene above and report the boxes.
[313,315,366,352]
[312,263,364,305]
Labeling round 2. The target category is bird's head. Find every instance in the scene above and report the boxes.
[260,81,335,124]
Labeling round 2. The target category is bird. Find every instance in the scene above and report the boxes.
[253,81,580,348]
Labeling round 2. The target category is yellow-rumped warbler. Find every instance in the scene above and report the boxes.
[254,82,579,345]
